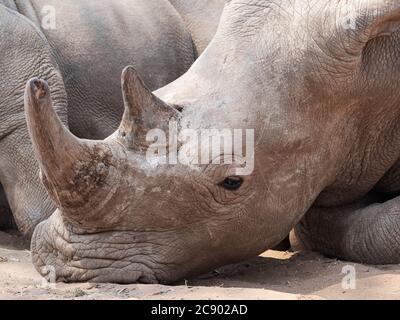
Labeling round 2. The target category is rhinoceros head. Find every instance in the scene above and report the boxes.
[26,0,400,283]
[25,68,279,283]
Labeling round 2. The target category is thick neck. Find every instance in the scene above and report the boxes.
[316,94,400,206]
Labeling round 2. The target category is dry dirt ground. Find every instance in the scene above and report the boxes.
[1,230,400,300]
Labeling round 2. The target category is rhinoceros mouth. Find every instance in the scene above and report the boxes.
[30,211,185,284]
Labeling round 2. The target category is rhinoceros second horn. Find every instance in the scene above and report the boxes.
[119,66,179,152]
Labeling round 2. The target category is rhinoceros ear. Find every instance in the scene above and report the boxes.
[118,66,179,152]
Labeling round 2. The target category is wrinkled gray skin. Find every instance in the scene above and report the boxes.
[0,0,195,236]
[12,0,196,139]
[168,0,226,54]
[28,0,400,284]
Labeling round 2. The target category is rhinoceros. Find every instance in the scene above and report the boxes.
[26,0,400,283]
[0,0,196,236]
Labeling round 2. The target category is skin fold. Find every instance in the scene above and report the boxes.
[24,0,400,284]
[0,0,197,236]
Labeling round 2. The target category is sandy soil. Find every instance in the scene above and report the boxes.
[1,230,399,300]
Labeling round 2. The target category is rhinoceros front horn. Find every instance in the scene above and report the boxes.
[119,66,179,151]
[24,78,121,220]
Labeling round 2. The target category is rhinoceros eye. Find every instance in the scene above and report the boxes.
[218,176,243,191]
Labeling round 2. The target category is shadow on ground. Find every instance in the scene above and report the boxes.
[185,250,400,299]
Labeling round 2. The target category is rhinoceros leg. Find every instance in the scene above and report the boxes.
[294,192,400,264]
